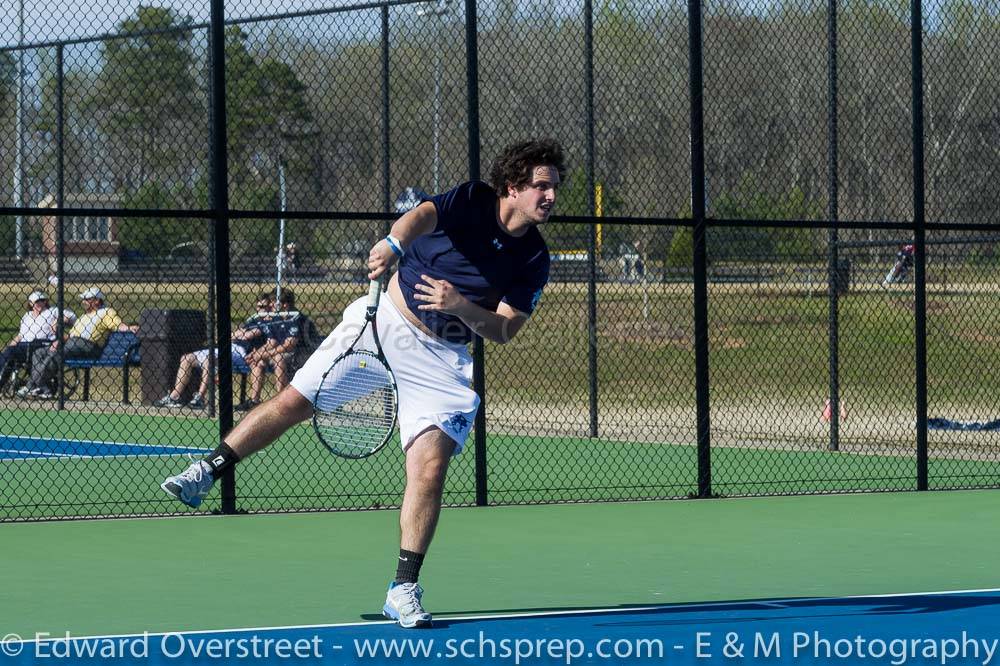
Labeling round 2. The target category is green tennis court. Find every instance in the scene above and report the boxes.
[5,489,1000,641]
[5,405,1000,664]
[5,406,1000,520]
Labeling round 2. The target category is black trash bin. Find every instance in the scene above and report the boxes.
[138,309,206,405]
[836,258,852,295]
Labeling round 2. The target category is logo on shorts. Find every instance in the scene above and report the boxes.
[492,238,503,251]
[447,413,469,433]
[530,288,543,311]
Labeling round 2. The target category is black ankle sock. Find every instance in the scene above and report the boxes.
[394,549,425,584]
[203,442,240,480]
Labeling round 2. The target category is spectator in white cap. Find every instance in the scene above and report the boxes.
[0,290,76,391]
[19,287,137,399]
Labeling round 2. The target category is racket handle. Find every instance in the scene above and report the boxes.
[366,278,383,316]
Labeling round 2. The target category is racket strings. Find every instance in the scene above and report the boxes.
[314,351,396,456]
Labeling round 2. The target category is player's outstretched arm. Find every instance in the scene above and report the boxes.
[368,201,437,280]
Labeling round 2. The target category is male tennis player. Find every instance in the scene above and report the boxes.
[161,137,564,628]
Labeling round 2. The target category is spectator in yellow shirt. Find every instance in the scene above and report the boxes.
[19,287,137,399]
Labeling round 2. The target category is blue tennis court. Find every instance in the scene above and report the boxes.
[6,590,1000,665]
[0,435,210,461]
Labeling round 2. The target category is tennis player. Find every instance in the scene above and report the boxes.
[161,138,565,627]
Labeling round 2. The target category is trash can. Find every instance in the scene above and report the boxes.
[836,258,852,295]
[138,309,206,405]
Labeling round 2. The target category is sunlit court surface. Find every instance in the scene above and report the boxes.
[6,492,1000,665]
[5,0,1000,662]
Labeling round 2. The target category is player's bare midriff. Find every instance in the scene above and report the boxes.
[387,272,443,341]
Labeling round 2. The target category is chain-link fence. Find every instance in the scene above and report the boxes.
[1,0,998,521]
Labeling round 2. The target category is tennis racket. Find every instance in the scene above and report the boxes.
[312,278,398,459]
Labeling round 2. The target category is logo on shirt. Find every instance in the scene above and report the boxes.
[492,238,503,251]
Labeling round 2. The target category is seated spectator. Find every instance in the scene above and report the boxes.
[0,291,76,389]
[19,287,136,399]
[238,289,304,411]
[154,293,275,410]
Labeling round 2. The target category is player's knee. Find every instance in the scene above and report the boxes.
[407,455,449,491]
[408,469,447,495]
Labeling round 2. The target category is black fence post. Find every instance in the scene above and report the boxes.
[206,231,217,419]
[584,0,599,439]
[209,0,236,514]
[826,0,840,452]
[55,44,66,411]
[688,0,711,498]
[910,0,929,490]
[465,0,488,507]
[206,28,217,420]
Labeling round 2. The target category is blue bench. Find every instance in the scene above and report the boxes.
[65,331,141,403]
[231,354,278,404]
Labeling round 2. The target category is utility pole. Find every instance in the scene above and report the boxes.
[417,0,451,193]
[14,0,26,258]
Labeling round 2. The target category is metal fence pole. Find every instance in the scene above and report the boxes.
[584,0,599,439]
[209,0,237,513]
[381,4,391,224]
[55,45,66,411]
[910,0,928,490]
[826,0,840,452]
[688,0,711,498]
[14,0,25,259]
[465,0,487,507]
[207,227,217,419]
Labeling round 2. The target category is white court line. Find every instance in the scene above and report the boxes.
[0,448,77,458]
[14,587,1000,644]
[0,435,211,462]
[0,433,208,451]
[1,450,211,462]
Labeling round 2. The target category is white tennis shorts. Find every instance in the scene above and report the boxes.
[193,343,246,368]
[290,295,479,454]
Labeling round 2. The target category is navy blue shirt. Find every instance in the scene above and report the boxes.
[234,314,270,353]
[398,180,550,344]
[234,313,300,351]
[264,313,302,346]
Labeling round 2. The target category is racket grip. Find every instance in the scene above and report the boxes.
[366,278,383,313]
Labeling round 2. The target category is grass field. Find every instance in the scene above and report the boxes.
[7,274,1000,407]
[5,277,995,407]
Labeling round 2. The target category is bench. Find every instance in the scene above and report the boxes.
[231,354,286,404]
[232,354,257,403]
[64,331,141,403]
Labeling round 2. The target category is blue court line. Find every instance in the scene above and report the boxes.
[0,435,210,460]
[7,590,1000,665]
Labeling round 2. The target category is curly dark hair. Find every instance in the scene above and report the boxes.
[488,138,566,198]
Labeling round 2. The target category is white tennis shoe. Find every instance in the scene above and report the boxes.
[160,461,214,508]
[383,582,433,628]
